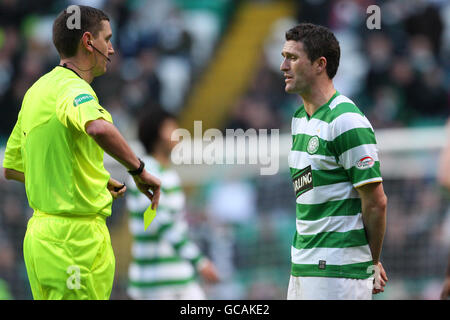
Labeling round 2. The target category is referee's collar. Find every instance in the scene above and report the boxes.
[57,64,82,79]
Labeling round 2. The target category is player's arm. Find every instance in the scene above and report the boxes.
[86,119,160,208]
[356,181,387,264]
[3,168,25,183]
[356,181,388,293]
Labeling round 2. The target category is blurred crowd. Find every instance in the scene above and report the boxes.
[0,0,449,299]
[0,0,233,142]
[227,0,450,131]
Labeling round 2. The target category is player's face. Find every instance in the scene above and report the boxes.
[92,20,115,76]
[160,118,179,153]
[280,40,314,95]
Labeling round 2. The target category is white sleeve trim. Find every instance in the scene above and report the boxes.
[354,177,383,188]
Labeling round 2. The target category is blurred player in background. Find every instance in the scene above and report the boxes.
[126,107,219,300]
[2,6,160,299]
[438,118,450,300]
[281,23,388,300]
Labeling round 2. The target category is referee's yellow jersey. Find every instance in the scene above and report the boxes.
[3,66,114,217]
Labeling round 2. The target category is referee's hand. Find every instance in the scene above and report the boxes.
[132,170,161,210]
[108,177,127,199]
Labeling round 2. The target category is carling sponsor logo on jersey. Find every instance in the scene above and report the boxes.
[292,165,313,197]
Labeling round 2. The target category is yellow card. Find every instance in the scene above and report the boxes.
[143,205,157,230]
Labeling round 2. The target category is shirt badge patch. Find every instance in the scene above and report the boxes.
[356,156,375,170]
[73,94,94,107]
[307,135,320,155]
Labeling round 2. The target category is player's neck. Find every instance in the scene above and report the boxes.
[59,57,95,84]
[301,81,336,117]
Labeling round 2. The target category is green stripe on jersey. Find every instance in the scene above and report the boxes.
[332,127,377,156]
[292,134,333,156]
[321,103,364,123]
[291,261,373,279]
[133,234,159,242]
[347,161,381,185]
[293,229,368,249]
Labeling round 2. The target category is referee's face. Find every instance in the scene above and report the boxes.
[92,20,115,76]
[280,40,314,95]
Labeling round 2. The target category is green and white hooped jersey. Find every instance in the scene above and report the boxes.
[126,156,204,297]
[288,91,382,279]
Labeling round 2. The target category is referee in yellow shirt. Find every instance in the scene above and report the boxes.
[2,5,160,300]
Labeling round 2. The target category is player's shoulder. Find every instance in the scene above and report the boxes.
[326,94,367,125]
[328,94,363,116]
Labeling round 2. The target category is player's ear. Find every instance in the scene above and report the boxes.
[315,57,327,75]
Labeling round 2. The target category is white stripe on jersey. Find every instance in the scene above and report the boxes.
[132,241,175,260]
[296,181,359,205]
[329,95,356,110]
[163,222,188,244]
[179,242,202,261]
[291,117,329,140]
[291,111,373,145]
[339,144,379,170]
[291,245,372,266]
[160,192,185,211]
[329,112,373,140]
[296,213,364,235]
[126,192,151,213]
[289,150,340,171]
[158,170,181,189]
[129,261,194,282]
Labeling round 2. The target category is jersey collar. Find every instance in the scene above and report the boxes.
[57,64,82,79]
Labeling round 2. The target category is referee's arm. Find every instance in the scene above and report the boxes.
[86,118,161,208]
[86,118,141,172]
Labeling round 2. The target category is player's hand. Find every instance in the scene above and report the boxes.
[108,177,126,199]
[372,261,388,294]
[198,259,220,283]
[132,169,161,210]
[440,277,450,300]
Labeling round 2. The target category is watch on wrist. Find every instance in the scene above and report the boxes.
[128,158,145,176]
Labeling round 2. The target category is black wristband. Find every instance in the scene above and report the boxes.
[128,158,145,176]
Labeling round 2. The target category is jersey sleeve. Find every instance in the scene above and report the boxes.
[330,110,382,188]
[56,87,112,134]
[3,112,24,172]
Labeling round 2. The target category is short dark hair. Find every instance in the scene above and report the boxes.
[138,107,177,154]
[286,23,340,79]
[53,5,109,58]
